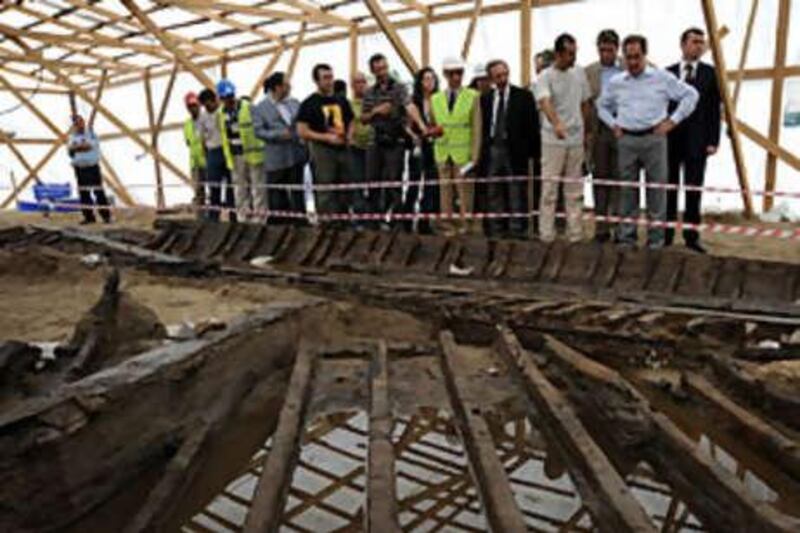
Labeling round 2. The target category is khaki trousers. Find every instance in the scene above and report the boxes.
[438,159,475,236]
[233,155,266,222]
[540,144,584,243]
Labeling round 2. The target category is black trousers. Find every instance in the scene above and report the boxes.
[205,147,236,222]
[367,144,405,222]
[74,165,110,223]
[404,142,439,233]
[267,164,306,225]
[484,147,529,239]
[667,148,707,245]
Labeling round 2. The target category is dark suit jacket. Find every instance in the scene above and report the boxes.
[667,61,721,158]
[478,85,541,177]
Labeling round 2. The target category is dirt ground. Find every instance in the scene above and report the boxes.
[0,245,312,342]
[1,208,797,264]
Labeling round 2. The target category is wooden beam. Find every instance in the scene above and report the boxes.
[728,65,800,80]
[286,23,307,81]
[120,0,216,90]
[763,0,791,212]
[88,70,108,130]
[364,0,420,74]
[520,0,532,87]
[737,119,800,170]
[0,142,63,209]
[0,75,66,141]
[243,346,316,532]
[144,69,165,209]
[439,331,528,533]
[277,0,353,27]
[366,341,401,532]
[160,0,331,26]
[732,0,759,108]
[497,328,656,533]
[461,0,483,61]
[249,46,286,100]
[700,0,753,217]
[349,23,359,82]
[421,12,430,68]
[99,156,137,207]
[176,4,281,42]
[395,0,429,14]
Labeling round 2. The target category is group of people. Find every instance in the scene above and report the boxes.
[69,25,721,253]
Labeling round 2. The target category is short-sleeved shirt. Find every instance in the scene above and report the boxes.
[297,92,354,138]
[68,130,100,167]
[362,78,411,146]
[535,65,591,146]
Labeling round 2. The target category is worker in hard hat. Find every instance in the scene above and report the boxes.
[429,56,482,236]
[197,88,234,221]
[216,79,266,222]
[468,63,491,95]
[183,92,206,218]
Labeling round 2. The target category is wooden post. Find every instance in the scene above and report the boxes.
[364,0,420,75]
[349,23,359,81]
[732,0,759,109]
[221,53,229,79]
[700,0,754,217]
[421,11,430,68]
[764,0,790,212]
[520,0,532,87]
[144,69,165,209]
[461,0,483,61]
[286,23,307,82]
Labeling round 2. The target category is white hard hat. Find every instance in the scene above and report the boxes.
[442,56,466,71]
[472,62,487,78]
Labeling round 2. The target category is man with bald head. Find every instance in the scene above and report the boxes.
[349,71,378,226]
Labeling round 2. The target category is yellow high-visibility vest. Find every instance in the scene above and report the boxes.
[183,117,206,170]
[431,88,478,166]
[217,99,265,169]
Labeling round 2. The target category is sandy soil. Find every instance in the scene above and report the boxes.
[2,209,797,264]
[0,245,311,342]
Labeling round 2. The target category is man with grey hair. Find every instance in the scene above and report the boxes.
[597,34,698,249]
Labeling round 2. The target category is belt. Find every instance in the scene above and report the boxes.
[622,127,656,136]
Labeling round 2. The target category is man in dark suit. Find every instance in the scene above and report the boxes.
[666,27,721,253]
[478,59,541,239]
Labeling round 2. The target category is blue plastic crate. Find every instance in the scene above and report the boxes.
[33,182,72,202]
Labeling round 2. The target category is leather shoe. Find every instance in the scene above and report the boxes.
[686,241,707,254]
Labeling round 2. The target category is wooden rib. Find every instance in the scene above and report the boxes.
[732,0,759,108]
[243,346,316,533]
[461,0,483,60]
[121,0,215,90]
[542,334,800,533]
[682,372,800,480]
[496,328,656,533]
[763,0,791,212]
[124,374,255,533]
[250,45,286,100]
[366,341,401,532]
[700,0,753,218]
[364,0,420,74]
[438,330,528,533]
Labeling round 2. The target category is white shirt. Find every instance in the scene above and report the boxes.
[490,84,510,138]
[680,60,699,81]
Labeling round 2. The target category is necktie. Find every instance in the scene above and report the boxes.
[494,89,507,141]
[684,63,695,82]
[448,90,456,111]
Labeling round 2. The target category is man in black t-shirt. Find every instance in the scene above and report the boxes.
[297,63,355,224]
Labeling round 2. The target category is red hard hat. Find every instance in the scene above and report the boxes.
[184,92,200,106]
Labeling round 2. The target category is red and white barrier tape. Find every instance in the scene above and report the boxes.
[12,174,800,199]
[30,199,800,242]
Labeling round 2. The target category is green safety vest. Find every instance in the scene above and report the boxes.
[431,88,478,166]
[183,117,206,170]
[217,99,265,169]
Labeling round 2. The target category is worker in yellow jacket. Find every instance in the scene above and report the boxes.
[216,79,266,222]
[183,92,206,218]
[430,57,482,236]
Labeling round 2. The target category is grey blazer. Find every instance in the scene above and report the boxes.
[252,95,307,172]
